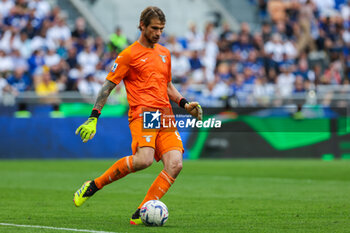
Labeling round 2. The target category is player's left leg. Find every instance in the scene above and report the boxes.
[130,150,182,225]
[139,150,182,206]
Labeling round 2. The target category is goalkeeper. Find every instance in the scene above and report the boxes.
[73,6,202,225]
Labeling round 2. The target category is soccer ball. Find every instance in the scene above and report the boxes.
[140,200,169,226]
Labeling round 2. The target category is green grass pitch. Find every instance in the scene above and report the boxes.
[1,159,350,233]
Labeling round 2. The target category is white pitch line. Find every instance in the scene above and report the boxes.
[0,223,121,233]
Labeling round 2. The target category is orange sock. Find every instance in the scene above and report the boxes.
[138,170,175,209]
[94,155,134,189]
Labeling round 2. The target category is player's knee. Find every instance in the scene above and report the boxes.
[139,157,153,169]
[134,157,153,170]
[134,147,154,170]
[167,159,182,177]
[173,160,183,174]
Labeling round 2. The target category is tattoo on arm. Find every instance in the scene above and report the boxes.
[93,80,116,111]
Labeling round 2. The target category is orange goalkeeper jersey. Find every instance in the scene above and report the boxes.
[106,41,172,122]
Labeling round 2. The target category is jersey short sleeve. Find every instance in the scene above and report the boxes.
[106,47,131,85]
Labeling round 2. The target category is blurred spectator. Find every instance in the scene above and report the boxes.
[109,26,128,53]
[166,35,183,54]
[44,47,60,68]
[67,64,84,90]
[56,74,67,92]
[233,33,253,61]
[7,67,31,92]
[244,50,263,74]
[0,76,17,105]
[203,30,218,82]
[171,47,190,84]
[188,50,205,84]
[217,62,233,84]
[293,75,306,93]
[257,0,268,22]
[268,0,287,22]
[296,5,316,54]
[66,46,78,69]
[35,69,58,96]
[46,15,71,47]
[56,39,68,58]
[77,73,101,97]
[312,64,323,85]
[253,77,275,105]
[50,57,68,81]
[28,0,51,20]
[94,36,106,57]
[321,62,342,84]
[72,17,89,39]
[77,42,98,75]
[261,21,272,43]
[219,22,234,43]
[0,0,14,19]
[94,61,109,84]
[341,0,350,20]
[231,73,253,105]
[0,27,17,53]
[28,49,45,75]
[15,30,32,58]
[202,78,231,101]
[31,29,53,51]
[185,22,204,51]
[314,0,335,16]
[252,32,264,51]
[276,65,295,97]
[294,58,315,82]
[242,67,256,85]
[10,49,28,71]
[204,22,218,42]
[72,17,89,52]
[35,68,62,116]
[264,33,285,63]
[0,49,14,73]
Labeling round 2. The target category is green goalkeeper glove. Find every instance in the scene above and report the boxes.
[185,102,203,121]
[75,117,98,143]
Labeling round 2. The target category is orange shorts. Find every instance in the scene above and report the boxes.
[129,118,184,162]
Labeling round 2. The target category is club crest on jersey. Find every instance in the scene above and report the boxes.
[142,135,152,143]
[111,62,118,72]
[159,55,166,63]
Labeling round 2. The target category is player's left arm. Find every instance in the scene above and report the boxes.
[167,82,202,120]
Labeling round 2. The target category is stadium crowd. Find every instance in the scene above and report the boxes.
[0,0,349,108]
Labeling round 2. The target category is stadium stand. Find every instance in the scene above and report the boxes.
[0,0,350,115]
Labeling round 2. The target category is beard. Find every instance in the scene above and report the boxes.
[145,32,159,44]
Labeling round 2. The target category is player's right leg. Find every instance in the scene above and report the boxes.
[74,118,157,208]
[74,148,155,207]
[73,155,134,207]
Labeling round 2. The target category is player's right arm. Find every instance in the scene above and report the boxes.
[93,80,117,112]
[75,47,131,143]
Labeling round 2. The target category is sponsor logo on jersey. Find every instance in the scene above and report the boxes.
[159,55,166,63]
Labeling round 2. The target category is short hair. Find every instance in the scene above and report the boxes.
[138,6,166,30]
